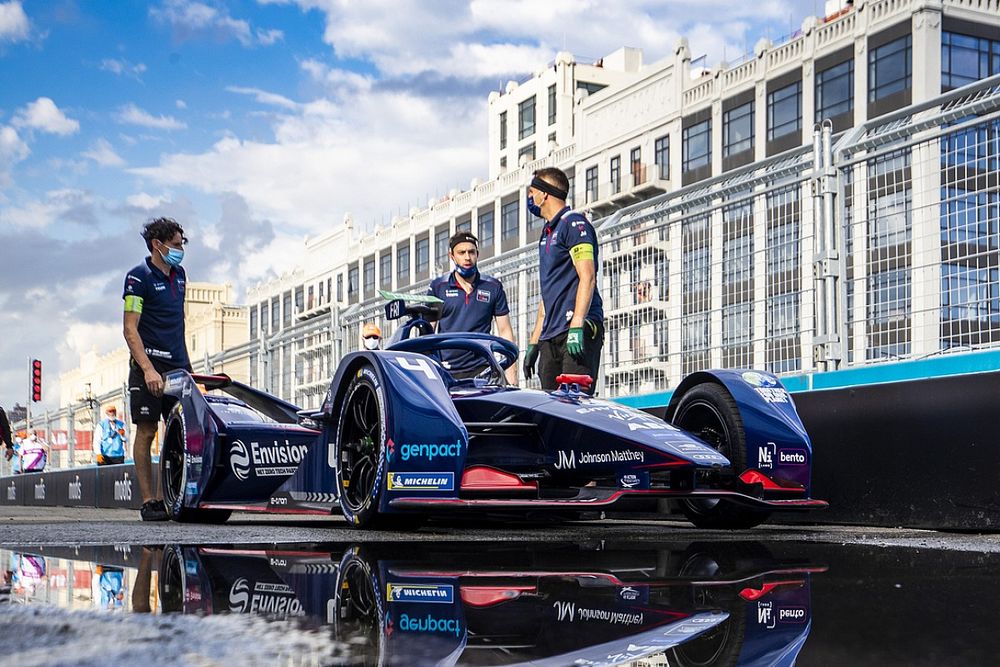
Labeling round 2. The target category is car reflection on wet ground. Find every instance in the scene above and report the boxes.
[1,539,998,666]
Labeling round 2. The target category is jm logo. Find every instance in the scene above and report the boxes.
[758,442,776,470]
[554,450,576,470]
[553,600,575,621]
[757,601,776,629]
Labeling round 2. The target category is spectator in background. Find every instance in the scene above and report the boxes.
[1,406,12,463]
[362,322,382,350]
[97,406,127,466]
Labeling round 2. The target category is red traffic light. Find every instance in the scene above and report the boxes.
[31,359,42,402]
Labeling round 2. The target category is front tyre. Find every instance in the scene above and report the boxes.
[672,383,770,530]
[161,419,231,524]
[335,364,390,529]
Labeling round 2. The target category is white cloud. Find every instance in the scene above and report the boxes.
[13,97,80,136]
[0,124,30,186]
[2,188,93,228]
[0,0,29,43]
[116,103,187,130]
[175,99,187,109]
[125,192,168,209]
[82,138,126,167]
[150,0,283,46]
[227,86,300,110]
[100,58,148,79]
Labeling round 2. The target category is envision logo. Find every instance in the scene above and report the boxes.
[230,440,251,480]
[114,473,132,502]
[230,577,250,613]
[68,475,82,501]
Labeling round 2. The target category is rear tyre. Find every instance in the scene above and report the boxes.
[672,383,770,530]
[333,548,384,667]
[161,418,232,524]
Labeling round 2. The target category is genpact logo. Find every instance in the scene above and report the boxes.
[229,578,250,613]
[230,440,251,480]
[398,440,463,462]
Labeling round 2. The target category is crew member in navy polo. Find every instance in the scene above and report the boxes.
[122,217,191,522]
[427,231,517,383]
[522,167,604,394]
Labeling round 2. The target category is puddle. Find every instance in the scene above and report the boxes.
[1,540,997,665]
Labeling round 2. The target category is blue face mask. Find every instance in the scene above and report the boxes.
[160,246,184,267]
[455,263,477,279]
[527,194,542,218]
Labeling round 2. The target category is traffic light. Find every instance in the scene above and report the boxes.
[31,359,42,402]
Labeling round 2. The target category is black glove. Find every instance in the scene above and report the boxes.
[523,343,540,380]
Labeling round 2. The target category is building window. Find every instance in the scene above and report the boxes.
[577,81,607,96]
[397,244,410,285]
[767,80,801,142]
[585,165,598,202]
[363,257,375,298]
[415,237,430,276]
[869,34,912,103]
[479,209,495,251]
[518,143,535,165]
[501,199,519,241]
[259,302,269,336]
[630,147,642,186]
[682,119,711,173]
[307,285,314,310]
[499,110,507,149]
[816,59,854,122]
[519,96,535,140]
[548,83,557,125]
[380,252,392,289]
[282,291,291,328]
[500,156,507,171]
[249,305,258,340]
[435,227,449,269]
[271,296,280,331]
[942,264,1000,323]
[294,286,304,313]
[723,101,754,156]
[337,274,343,302]
[942,31,1000,90]
[610,155,621,194]
[456,218,471,233]
[654,135,669,180]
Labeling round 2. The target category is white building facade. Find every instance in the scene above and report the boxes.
[246,0,1000,407]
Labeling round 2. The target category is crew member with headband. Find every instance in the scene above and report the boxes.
[427,231,517,383]
[522,167,604,394]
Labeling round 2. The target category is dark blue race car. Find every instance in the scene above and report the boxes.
[159,296,827,529]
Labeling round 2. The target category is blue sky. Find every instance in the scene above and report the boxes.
[0,0,812,407]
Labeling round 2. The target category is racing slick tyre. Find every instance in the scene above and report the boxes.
[671,383,770,530]
[333,547,384,667]
[334,363,423,530]
[161,419,232,524]
[159,545,186,613]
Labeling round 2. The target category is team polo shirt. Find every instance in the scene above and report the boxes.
[122,258,190,369]
[538,207,604,341]
[427,271,510,370]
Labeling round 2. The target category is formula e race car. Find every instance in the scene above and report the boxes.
[157,540,823,666]
[159,294,827,529]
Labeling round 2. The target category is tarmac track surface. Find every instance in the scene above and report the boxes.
[2,506,998,552]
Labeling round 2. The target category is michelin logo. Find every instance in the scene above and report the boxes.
[386,583,454,604]
[386,472,454,491]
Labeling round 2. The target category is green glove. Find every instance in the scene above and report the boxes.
[567,327,585,361]
[523,344,540,379]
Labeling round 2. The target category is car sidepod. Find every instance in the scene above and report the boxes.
[667,370,816,495]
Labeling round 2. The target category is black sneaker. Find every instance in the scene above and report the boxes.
[140,500,168,522]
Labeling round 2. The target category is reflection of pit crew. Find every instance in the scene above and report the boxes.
[427,232,517,383]
[523,168,604,394]
[97,565,126,610]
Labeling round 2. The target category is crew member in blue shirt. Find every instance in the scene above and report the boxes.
[122,217,191,522]
[97,405,127,466]
[427,231,518,383]
[522,168,604,394]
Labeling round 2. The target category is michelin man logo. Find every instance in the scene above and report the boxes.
[229,578,250,613]
[230,440,251,480]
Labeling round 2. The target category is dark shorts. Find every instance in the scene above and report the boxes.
[98,455,125,466]
[128,358,189,424]
[538,319,605,395]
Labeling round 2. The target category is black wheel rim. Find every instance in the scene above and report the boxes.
[676,399,733,512]
[339,382,382,513]
[162,434,183,510]
[337,557,380,667]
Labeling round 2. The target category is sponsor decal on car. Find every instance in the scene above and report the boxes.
[230,439,309,480]
[387,611,463,637]
[779,606,807,623]
[387,439,463,462]
[553,600,644,625]
[742,371,790,403]
[620,474,641,488]
[618,586,640,601]
[742,371,778,388]
[779,448,807,465]
[386,583,454,604]
[228,577,304,616]
[758,442,777,470]
[757,600,776,629]
[554,449,644,470]
[386,472,455,491]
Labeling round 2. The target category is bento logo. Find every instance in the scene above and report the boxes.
[779,449,807,465]
[230,440,251,480]
[779,607,806,622]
